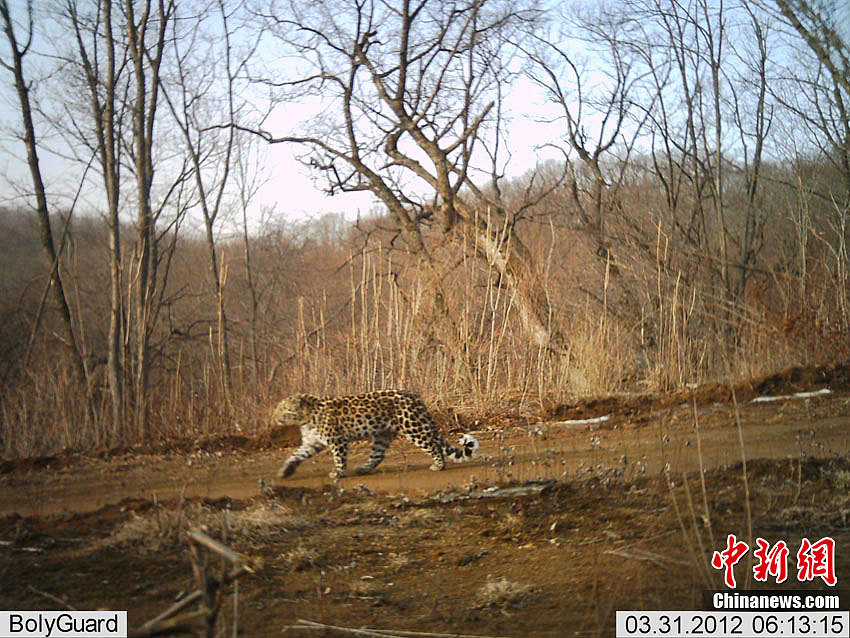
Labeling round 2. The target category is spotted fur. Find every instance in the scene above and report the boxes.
[272,390,478,480]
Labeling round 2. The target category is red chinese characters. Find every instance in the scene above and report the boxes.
[797,537,837,586]
[710,536,836,588]
[753,538,789,583]
[711,534,749,588]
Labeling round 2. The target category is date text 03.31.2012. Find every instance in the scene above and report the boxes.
[616,611,849,637]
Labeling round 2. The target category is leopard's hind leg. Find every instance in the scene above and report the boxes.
[355,432,395,475]
[402,431,445,471]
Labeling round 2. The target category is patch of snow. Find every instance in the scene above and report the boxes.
[751,388,833,403]
[555,415,611,426]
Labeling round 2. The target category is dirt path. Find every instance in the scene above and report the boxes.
[3,382,850,638]
[3,390,847,517]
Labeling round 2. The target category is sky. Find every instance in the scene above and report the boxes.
[0,0,568,235]
[0,0,840,235]
[250,74,561,226]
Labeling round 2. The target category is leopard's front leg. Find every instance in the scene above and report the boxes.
[278,431,325,478]
[328,441,349,480]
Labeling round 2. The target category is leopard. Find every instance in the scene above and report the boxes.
[271,390,479,480]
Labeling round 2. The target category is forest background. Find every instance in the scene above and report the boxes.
[0,0,848,458]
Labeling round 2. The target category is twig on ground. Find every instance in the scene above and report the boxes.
[27,585,77,611]
[284,619,513,638]
[129,608,211,637]
[130,530,260,637]
[187,529,260,571]
[138,591,203,632]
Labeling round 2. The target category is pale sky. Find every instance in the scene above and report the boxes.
[0,0,633,234]
[249,75,563,228]
[0,70,561,234]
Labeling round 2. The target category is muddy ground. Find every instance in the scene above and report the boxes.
[1,365,850,637]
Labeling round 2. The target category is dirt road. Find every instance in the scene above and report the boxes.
[3,373,849,637]
[3,388,847,517]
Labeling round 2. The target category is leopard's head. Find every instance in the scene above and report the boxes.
[272,394,319,425]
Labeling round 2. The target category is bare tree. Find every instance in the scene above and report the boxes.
[64,0,126,435]
[525,5,653,255]
[123,0,176,436]
[234,134,268,389]
[159,0,260,403]
[61,0,191,439]
[0,0,89,386]
[249,0,563,357]
[625,0,773,301]
[769,0,850,327]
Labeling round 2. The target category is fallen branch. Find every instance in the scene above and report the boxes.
[130,530,261,637]
[136,591,203,633]
[129,608,211,637]
[11,545,44,553]
[27,586,77,611]
[284,619,513,638]
[187,529,259,570]
[188,536,217,638]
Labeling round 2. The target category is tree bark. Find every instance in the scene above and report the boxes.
[0,0,88,385]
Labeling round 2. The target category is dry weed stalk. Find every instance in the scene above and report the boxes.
[283,619,513,637]
[1,197,845,458]
[129,529,261,638]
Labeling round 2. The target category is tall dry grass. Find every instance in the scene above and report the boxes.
[0,169,848,459]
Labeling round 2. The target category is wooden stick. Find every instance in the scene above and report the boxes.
[131,530,259,637]
[27,586,77,611]
[135,545,253,635]
[128,608,210,637]
[187,538,216,638]
[139,591,203,631]
[135,564,253,634]
[188,529,259,571]
[13,546,44,553]
[286,620,512,638]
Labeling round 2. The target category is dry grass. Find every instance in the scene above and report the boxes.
[281,544,321,571]
[103,502,310,553]
[476,576,537,610]
[2,182,848,460]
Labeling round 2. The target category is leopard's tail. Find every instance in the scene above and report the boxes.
[442,433,479,463]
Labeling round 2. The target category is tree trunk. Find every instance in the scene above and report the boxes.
[126,0,170,439]
[103,0,125,441]
[466,221,555,351]
[0,0,88,386]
